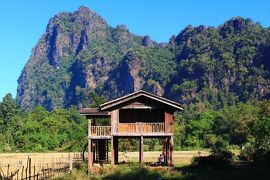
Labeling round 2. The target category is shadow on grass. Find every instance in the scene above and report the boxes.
[56,162,269,180]
[101,162,269,180]
[101,163,171,180]
[175,162,269,180]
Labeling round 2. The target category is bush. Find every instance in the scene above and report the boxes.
[192,150,233,168]
[192,136,234,168]
[239,141,256,161]
[253,149,270,167]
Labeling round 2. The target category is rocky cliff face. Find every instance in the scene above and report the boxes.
[17,7,270,110]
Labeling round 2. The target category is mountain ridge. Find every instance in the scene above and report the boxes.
[17,6,270,110]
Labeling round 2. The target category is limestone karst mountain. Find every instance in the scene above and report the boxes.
[17,6,270,110]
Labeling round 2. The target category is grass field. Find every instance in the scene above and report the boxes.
[0,152,78,178]
[2,150,267,180]
[0,151,209,174]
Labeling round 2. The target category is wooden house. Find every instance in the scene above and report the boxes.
[79,90,183,171]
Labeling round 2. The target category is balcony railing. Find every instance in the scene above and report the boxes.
[115,123,165,134]
[89,123,166,137]
[89,126,111,137]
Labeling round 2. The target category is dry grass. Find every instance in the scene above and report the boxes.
[118,151,210,165]
[0,150,210,173]
[0,152,79,178]
[0,150,243,179]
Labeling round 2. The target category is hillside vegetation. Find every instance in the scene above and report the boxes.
[17,6,270,111]
[1,6,269,169]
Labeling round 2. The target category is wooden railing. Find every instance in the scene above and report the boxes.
[90,126,111,137]
[89,123,166,137]
[116,123,165,134]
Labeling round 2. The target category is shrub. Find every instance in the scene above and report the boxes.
[192,150,233,168]
[192,136,234,168]
[253,149,270,167]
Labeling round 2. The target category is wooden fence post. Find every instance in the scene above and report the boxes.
[7,164,9,177]
[21,166,24,179]
[69,154,73,172]
[29,158,31,180]
[33,165,36,180]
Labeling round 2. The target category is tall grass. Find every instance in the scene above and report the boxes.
[54,163,183,180]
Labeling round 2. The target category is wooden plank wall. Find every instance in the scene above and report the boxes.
[164,110,174,133]
[110,109,119,134]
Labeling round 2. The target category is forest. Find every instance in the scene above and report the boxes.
[1,93,269,166]
[1,8,270,176]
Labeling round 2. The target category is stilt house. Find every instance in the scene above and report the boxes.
[80,90,183,171]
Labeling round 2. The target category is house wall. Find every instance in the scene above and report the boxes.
[119,109,164,123]
[110,109,119,133]
[165,109,174,133]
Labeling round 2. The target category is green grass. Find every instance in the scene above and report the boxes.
[54,162,269,180]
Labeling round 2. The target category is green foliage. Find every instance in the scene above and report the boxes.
[5,14,270,156]
[0,93,87,152]
[19,11,270,111]
[173,100,268,152]
[168,17,270,108]
[192,150,234,168]
[244,100,270,166]
[0,93,17,128]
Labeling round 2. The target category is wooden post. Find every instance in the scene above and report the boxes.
[162,138,165,156]
[88,118,93,174]
[88,118,92,137]
[33,165,36,180]
[165,137,169,166]
[7,164,9,177]
[111,137,114,165]
[26,157,29,179]
[111,136,118,165]
[88,139,93,173]
[169,136,174,167]
[21,166,24,179]
[93,140,96,163]
[114,137,118,165]
[139,136,144,163]
[107,139,109,162]
[29,158,31,180]
[69,153,73,172]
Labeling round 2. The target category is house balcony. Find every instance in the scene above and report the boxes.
[89,123,171,139]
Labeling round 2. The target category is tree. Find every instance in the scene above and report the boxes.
[0,93,17,131]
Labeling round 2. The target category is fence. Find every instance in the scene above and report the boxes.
[0,153,83,180]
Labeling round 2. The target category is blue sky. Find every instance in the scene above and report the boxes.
[0,0,270,100]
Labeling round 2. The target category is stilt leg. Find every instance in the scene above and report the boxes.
[139,136,144,163]
[111,137,114,165]
[169,136,174,167]
[88,139,93,173]
[162,138,166,156]
[115,137,118,164]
